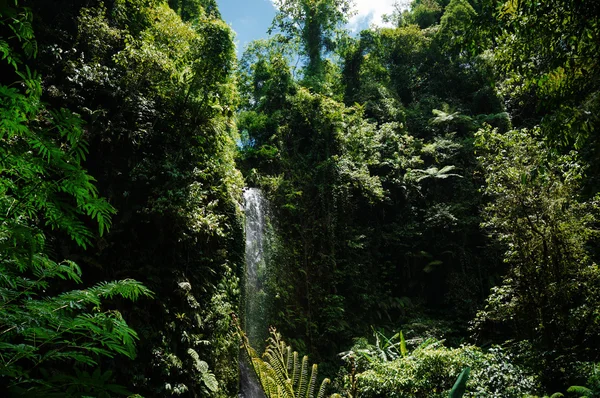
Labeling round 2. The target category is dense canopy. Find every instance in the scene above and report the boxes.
[1,0,599,397]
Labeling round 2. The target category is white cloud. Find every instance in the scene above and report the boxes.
[348,0,398,29]
[269,0,402,30]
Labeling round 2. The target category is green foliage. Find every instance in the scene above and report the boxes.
[270,0,352,87]
[239,0,507,369]
[168,0,220,20]
[492,0,600,148]
[0,1,153,395]
[409,0,443,29]
[566,386,594,398]
[526,365,600,398]
[437,0,477,56]
[340,328,407,367]
[15,0,245,396]
[407,165,461,183]
[474,126,600,384]
[1,278,152,395]
[0,37,114,249]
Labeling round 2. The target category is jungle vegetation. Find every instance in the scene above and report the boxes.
[1,0,599,396]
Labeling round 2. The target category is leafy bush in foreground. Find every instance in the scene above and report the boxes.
[340,337,537,398]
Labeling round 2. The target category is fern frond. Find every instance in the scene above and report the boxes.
[87,279,154,301]
[265,349,290,392]
[306,364,318,398]
[286,345,293,375]
[297,355,309,398]
[292,351,300,388]
[317,378,330,398]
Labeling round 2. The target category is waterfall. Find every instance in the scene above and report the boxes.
[243,188,268,348]
[240,188,268,398]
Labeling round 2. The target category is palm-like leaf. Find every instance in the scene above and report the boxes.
[449,367,470,398]
[411,165,462,182]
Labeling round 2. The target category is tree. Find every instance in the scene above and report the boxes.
[168,0,221,20]
[492,0,600,150]
[473,126,600,387]
[437,0,477,58]
[271,0,352,87]
[20,0,244,395]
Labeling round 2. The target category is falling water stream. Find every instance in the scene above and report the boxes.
[239,188,268,398]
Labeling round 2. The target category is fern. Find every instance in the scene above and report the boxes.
[566,386,594,397]
[237,325,339,398]
[0,2,152,394]
[187,348,219,392]
[410,165,462,183]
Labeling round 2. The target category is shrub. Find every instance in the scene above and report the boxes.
[341,338,537,397]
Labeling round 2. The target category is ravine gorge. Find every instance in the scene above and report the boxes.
[1,0,599,397]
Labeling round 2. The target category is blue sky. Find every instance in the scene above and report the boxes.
[217,0,277,56]
[216,0,399,57]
